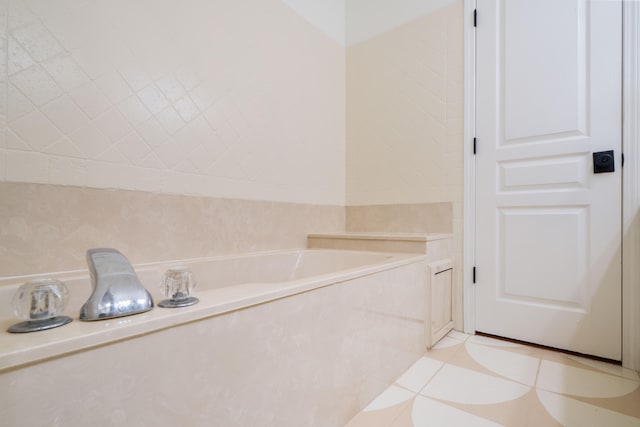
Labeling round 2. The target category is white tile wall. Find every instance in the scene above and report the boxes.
[0,148,5,180]
[346,1,464,206]
[0,0,346,205]
[5,150,48,183]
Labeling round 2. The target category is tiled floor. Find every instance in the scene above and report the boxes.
[345,331,640,427]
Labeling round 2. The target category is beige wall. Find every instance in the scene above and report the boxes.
[346,0,463,205]
[0,0,345,205]
[0,0,347,275]
[345,0,464,327]
[346,203,453,234]
[0,182,344,276]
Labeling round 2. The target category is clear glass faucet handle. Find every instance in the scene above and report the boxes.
[12,279,69,321]
[160,267,196,301]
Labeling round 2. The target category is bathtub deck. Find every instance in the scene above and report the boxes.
[0,249,426,371]
[345,331,640,427]
[307,232,451,255]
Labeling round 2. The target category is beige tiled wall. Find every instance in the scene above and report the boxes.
[0,0,345,205]
[0,182,344,277]
[345,0,464,328]
[346,203,453,234]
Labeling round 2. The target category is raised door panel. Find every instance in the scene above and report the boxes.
[475,0,621,359]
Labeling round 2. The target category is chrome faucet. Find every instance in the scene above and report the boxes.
[80,248,154,321]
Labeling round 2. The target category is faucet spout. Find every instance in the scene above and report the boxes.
[80,248,154,321]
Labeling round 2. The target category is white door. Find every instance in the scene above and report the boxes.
[475,0,622,360]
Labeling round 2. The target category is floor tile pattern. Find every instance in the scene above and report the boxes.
[345,332,640,427]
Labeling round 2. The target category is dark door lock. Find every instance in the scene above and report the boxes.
[593,150,615,174]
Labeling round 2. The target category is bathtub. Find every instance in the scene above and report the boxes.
[0,249,427,427]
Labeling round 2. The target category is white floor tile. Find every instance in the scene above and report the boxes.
[537,360,639,398]
[537,389,640,427]
[411,396,504,427]
[465,342,540,386]
[396,357,443,392]
[364,385,415,412]
[420,364,530,404]
[565,355,640,382]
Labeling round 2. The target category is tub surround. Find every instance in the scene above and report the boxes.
[346,203,453,234]
[346,203,463,330]
[0,249,426,427]
[0,249,425,372]
[308,232,452,259]
[308,232,455,348]
[0,182,344,277]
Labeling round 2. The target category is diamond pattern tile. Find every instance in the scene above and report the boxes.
[137,152,166,169]
[41,53,88,91]
[1,0,348,204]
[70,82,111,118]
[95,71,133,104]
[188,84,215,111]
[116,131,151,165]
[173,95,200,122]
[135,117,168,146]
[12,21,63,62]
[5,128,30,151]
[96,145,129,164]
[156,76,186,103]
[10,64,63,106]
[7,83,34,121]
[10,109,61,151]
[175,67,200,91]
[156,106,185,135]
[69,124,112,159]
[41,95,89,135]
[41,137,83,158]
[119,63,152,92]
[8,36,35,75]
[71,46,111,80]
[117,95,152,126]
[93,108,133,142]
[137,84,169,115]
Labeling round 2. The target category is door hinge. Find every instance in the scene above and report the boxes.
[473,266,477,284]
[473,137,477,155]
[622,152,625,168]
[474,9,477,27]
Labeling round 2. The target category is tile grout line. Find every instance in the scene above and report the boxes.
[416,339,467,398]
[383,398,415,427]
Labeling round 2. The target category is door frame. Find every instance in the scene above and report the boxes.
[462,0,640,371]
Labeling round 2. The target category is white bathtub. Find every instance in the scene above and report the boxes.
[0,249,427,427]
